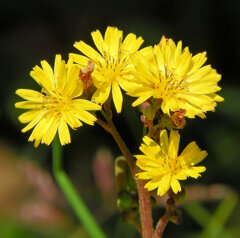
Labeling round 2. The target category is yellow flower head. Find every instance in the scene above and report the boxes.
[15,55,101,147]
[127,37,224,118]
[136,129,207,196]
[70,26,144,113]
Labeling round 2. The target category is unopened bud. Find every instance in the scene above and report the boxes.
[115,157,130,193]
[169,209,183,225]
[151,98,162,109]
[167,197,175,207]
[170,109,186,129]
[79,61,94,92]
[140,100,156,121]
[117,191,133,211]
[140,101,152,111]
[140,114,150,127]
[174,188,186,202]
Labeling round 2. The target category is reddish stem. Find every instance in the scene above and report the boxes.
[154,197,176,238]
[99,99,153,238]
[137,179,154,238]
[96,118,111,133]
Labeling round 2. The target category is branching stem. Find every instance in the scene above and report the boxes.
[97,98,153,238]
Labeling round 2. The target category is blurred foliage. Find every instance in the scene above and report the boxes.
[0,219,65,238]
[0,0,240,237]
[184,192,238,238]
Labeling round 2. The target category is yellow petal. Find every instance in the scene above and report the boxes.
[72,99,101,111]
[63,65,79,97]
[91,30,104,55]
[122,33,144,53]
[34,139,41,148]
[139,143,158,160]
[73,109,97,125]
[154,45,165,76]
[41,120,59,145]
[168,130,180,158]
[69,53,89,67]
[187,65,212,82]
[55,59,66,93]
[142,136,161,155]
[145,176,162,191]
[29,116,53,144]
[58,119,71,145]
[171,178,181,194]
[156,173,171,196]
[104,27,123,57]
[137,171,153,180]
[112,82,123,113]
[54,54,62,76]
[21,111,46,133]
[189,52,207,73]
[180,143,207,167]
[210,94,224,102]
[74,41,102,61]
[132,96,150,107]
[41,60,54,83]
[183,166,206,178]
[175,40,182,60]
[18,110,40,124]
[160,130,169,154]
[16,89,43,102]
[161,99,171,115]
[92,84,111,105]
[175,50,192,77]
[136,155,163,168]
[30,66,54,93]
[15,101,43,109]
[62,111,82,129]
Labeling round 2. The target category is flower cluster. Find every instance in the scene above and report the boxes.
[15,26,223,196]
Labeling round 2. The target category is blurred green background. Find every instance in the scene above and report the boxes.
[0,0,240,237]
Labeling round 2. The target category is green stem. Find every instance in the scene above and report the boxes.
[52,136,106,238]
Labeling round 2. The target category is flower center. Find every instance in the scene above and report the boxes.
[43,93,72,114]
[155,70,187,98]
[163,155,181,175]
[95,51,128,83]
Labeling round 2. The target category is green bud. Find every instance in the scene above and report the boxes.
[117,191,133,211]
[115,157,130,193]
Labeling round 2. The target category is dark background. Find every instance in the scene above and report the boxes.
[0,0,240,237]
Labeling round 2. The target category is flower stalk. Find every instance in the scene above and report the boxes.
[154,198,176,238]
[137,179,154,238]
[99,97,153,238]
[52,136,106,238]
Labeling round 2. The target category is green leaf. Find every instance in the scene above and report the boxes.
[199,193,238,238]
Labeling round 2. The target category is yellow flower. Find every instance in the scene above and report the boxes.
[15,55,101,147]
[127,37,224,118]
[70,26,144,113]
[136,129,207,196]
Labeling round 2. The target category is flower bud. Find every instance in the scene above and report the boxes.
[140,100,156,121]
[140,114,149,127]
[170,109,186,129]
